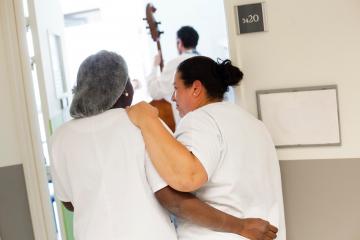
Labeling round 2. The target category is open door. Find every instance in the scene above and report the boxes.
[24,0,73,239]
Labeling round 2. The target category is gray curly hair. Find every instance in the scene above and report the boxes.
[70,50,129,118]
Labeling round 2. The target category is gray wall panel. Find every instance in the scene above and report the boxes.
[0,164,34,240]
[1,160,359,240]
[280,159,360,240]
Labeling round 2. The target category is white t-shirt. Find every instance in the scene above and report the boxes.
[147,51,197,124]
[163,102,286,240]
[50,108,176,240]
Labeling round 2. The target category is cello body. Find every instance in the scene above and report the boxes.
[149,99,175,132]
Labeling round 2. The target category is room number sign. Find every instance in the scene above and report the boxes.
[236,3,266,34]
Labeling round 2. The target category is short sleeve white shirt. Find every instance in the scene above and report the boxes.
[174,102,286,240]
[50,109,176,240]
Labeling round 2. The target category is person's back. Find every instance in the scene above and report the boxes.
[175,102,285,240]
[51,108,177,240]
[147,26,200,124]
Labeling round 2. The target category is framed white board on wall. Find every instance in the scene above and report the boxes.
[256,85,341,148]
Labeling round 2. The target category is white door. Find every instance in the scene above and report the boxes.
[22,0,71,239]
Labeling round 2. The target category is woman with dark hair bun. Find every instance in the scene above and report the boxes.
[128,56,285,240]
[176,56,242,106]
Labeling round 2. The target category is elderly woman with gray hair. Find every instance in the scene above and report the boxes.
[50,50,272,240]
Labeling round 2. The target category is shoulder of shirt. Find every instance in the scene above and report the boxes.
[51,109,127,142]
[182,107,210,121]
[50,118,76,148]
[202,102,268,131]
[177,106,216,130]
[165,53,197,67]
[179,102,244,127]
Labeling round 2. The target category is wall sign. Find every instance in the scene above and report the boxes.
[236,3,266,34]
[256,85,341,148]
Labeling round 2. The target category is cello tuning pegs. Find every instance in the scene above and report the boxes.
[146,26,150,29]
[158,31,164,35]
[156,21,161,25]
[143,18,147,21]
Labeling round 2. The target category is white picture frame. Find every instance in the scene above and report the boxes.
[256,85,341,148]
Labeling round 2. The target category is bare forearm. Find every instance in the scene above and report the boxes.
[155,187,242,235]
[141,117,207,192]
[155,187,278,240]
[175,198,242,234]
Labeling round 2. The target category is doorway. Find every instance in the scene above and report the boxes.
[20,0,230,239]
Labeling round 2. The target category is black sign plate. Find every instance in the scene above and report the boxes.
[237,3,265,34]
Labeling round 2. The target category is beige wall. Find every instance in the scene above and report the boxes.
[224,0,360,160]
[0,0,24,168]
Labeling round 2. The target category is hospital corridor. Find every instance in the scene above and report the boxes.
[0,0,359,239]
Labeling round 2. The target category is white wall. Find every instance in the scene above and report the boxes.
[148,0,229,63]
[61,0,150,103]
[224,0,360,160]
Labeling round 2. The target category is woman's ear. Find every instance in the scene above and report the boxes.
[192,80,203,97]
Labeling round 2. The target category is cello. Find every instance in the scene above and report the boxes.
[144,3,176,132]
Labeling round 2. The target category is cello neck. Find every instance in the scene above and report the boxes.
[156,40,164,72]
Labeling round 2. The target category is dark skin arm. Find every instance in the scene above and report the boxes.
[156,187,278,240]
[62,201,74,212]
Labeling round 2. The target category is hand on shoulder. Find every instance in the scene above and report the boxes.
[126,101,159,127]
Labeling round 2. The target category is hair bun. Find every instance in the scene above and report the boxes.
[217,59,243,86]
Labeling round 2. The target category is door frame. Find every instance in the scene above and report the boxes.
[9,0,59,239]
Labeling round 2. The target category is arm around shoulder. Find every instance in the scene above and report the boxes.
[155,187,279,240]
[141,115,208,192]
[127,102,208,192]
